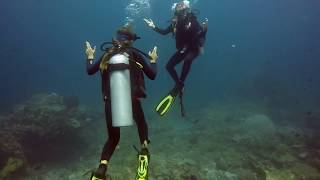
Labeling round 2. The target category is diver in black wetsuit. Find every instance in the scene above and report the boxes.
[85,26,158,180]
[144,0,207,116]
[144,0,208,116]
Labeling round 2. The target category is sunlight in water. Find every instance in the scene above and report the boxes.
[125,0,151,25]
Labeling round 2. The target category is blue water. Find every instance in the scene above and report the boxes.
[1,0,319,112]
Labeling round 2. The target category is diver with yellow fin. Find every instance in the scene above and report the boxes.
[85,26,158,180]
[144,0,208,117]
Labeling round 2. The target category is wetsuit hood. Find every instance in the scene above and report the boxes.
[116,26,140,42]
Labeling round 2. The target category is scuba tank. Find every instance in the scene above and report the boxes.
[100,41,152,127]
[108,53,133,127]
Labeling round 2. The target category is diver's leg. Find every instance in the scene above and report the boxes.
[133,98,150,180]
[101,100,120,161]
[180,50,199,83]
[133,99,149,146]
[94,100,120,178]
[166,51,186,85]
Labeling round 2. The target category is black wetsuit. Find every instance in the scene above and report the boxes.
[154,12,207,86]
[87,48,157,161]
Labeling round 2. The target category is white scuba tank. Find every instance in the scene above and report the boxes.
[108,53,134,127]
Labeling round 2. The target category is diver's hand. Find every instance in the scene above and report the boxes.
[143,18,156,29]
[180,46,187,54]
[199,46,204,55]
[85,41,96,60]
[149,46,158,63]
[202,18,208,30]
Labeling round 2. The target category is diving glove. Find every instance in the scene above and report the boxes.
[149,46,158,63]
[202,18,208,30]
[143,18,156,29]
[85,41,96,60]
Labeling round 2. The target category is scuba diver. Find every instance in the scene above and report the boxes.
[144,0,208,116]
[85,26,158,180]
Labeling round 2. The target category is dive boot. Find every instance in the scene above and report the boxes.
[90,164,108,180]
[135,148,150,180]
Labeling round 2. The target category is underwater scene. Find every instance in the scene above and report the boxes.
[1,0,320,179]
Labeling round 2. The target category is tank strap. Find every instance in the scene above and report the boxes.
[125,47,153,60]
[108,63,130,71]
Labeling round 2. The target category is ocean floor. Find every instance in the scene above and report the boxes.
[2,95,320,180]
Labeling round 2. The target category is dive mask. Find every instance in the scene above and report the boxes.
[116,33,140,41]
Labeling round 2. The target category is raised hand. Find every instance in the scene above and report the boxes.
[202,18,208,30]
[149,46,158,63]
[85,41,96,60]
[143,18,156,29]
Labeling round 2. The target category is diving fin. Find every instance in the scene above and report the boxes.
[155,86,181,116]
[135,148,150,180]
[90,173,105,180]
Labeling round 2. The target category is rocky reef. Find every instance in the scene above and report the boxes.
[0,93,91,179]
[2,97,320,179]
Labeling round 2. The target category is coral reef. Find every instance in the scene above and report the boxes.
[4,100,320,179]
[0,157,24,179]
[0,93,91,179]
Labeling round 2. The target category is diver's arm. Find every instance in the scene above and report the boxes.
[143,60,157,80]
[86,56,102,75]
[198,27,207,47]
[202,18,208,35]
[198,18,208,47]
[154,25,173,35]
[190,19,207,48]
[85,41,101,75]
[144,18,172,35]
[136,53,157,80]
